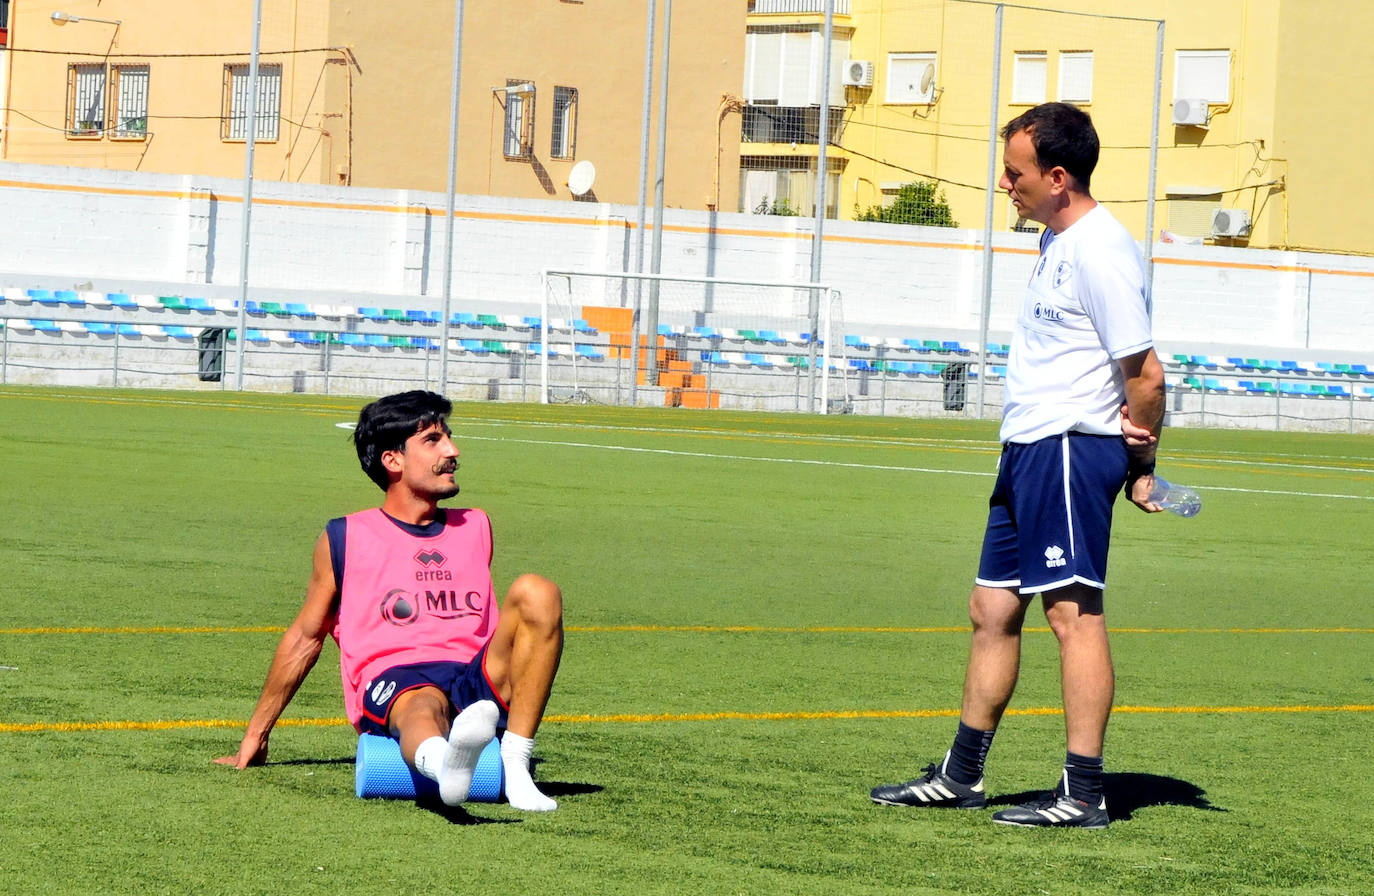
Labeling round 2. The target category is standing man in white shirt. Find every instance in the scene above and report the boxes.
[870,103,1166,829]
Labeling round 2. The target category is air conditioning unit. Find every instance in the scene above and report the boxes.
[1210,208,1252,238]
[1172,98,1209,127]
[842,60,874,88]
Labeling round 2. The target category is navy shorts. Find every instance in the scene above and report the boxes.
[975,432,1128,595]
[357,646,507,736]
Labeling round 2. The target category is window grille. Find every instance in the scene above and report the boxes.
[223,63,282,141]
[112,65,150,139]
[551,86,577,160]
[67,63,105,137]
[502,79,535,159]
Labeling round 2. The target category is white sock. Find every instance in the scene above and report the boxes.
[500,731,557,812]
[438,700,499,807]
[412,735,449,783]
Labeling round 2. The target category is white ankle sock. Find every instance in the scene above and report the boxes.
[500,732,557,812]
[438,700,499,806]
[413,735,449,782]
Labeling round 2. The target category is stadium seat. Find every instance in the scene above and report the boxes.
[29,319,61,332]
[758,330,785,344]
[451,311,479,326]
[162,325,195,339]
[742,352,773,368]
[285,302,315,319]
[1279,382,1308,395]
[477,314,503,328]
[844,334,870,350]
[26,289,53,302]
[1326,385,1350,397]
[84,322,117,336]
[575,344,606,361]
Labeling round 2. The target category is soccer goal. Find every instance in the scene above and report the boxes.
[540,269,847,412]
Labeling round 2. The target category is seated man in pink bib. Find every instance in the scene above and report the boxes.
[216,390,564,811]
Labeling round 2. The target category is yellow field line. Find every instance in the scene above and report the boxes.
[4,703,1372,735]
[4,624,1370,635]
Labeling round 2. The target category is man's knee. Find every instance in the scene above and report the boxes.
[968,586,1026,637]
[508,573,563,630]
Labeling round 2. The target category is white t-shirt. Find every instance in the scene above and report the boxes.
[1000,203,1153,444]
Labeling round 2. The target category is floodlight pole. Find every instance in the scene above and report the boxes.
[630,0,658,407]
[807,0,835,413]
[1143,19,1165,305]
[438,0,466,395]
[975,4,1003,420]
[645,0,672,387]
[233,0,263,391]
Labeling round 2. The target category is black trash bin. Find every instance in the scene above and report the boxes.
[198,327,226,382]
[942,361,968,411]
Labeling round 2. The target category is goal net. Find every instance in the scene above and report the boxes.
[540,270,848,412]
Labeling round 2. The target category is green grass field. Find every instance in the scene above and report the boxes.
[1,386,1371,895]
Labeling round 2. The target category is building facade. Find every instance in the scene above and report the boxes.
[0,1,744,211]
[741,0,1369,255]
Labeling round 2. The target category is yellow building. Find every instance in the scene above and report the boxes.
[1,1,744,210]
[742,0,1367,255]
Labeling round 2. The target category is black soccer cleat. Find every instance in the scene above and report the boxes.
[991,786,1110,829]
[870,761,987,809]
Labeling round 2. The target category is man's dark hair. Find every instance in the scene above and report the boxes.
[1001,102,1099,192]
[353,390,452,490]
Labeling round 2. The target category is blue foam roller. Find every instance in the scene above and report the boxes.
[355,732,504,802]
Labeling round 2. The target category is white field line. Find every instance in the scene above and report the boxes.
[456,432,1374,503]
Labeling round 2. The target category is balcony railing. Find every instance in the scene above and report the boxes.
[748,0,851,15]
[742,106,845,145]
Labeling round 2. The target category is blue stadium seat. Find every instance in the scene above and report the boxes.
[575,344,605,361]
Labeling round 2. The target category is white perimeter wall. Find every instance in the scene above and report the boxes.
[2,161,1372,359]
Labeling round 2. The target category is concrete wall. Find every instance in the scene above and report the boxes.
[2,160,1372,359]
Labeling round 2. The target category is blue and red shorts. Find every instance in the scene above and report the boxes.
[357,646,507,736]
[975,431,1128,595]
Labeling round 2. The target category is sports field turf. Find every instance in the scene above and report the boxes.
[1,386,1370,895]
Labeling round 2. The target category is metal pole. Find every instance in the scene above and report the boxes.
[808,0,835,413]
[646,0,672,388]
[438,0,466,395]
[1142,18,1164,306]
[233,0,263,390]
[630,0,657,407]
[975,4,1003,420]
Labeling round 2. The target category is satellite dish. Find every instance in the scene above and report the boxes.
[919,64,936,96]
[567,160,596,197]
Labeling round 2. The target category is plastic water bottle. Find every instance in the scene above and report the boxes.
[1149,476,1202,517]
